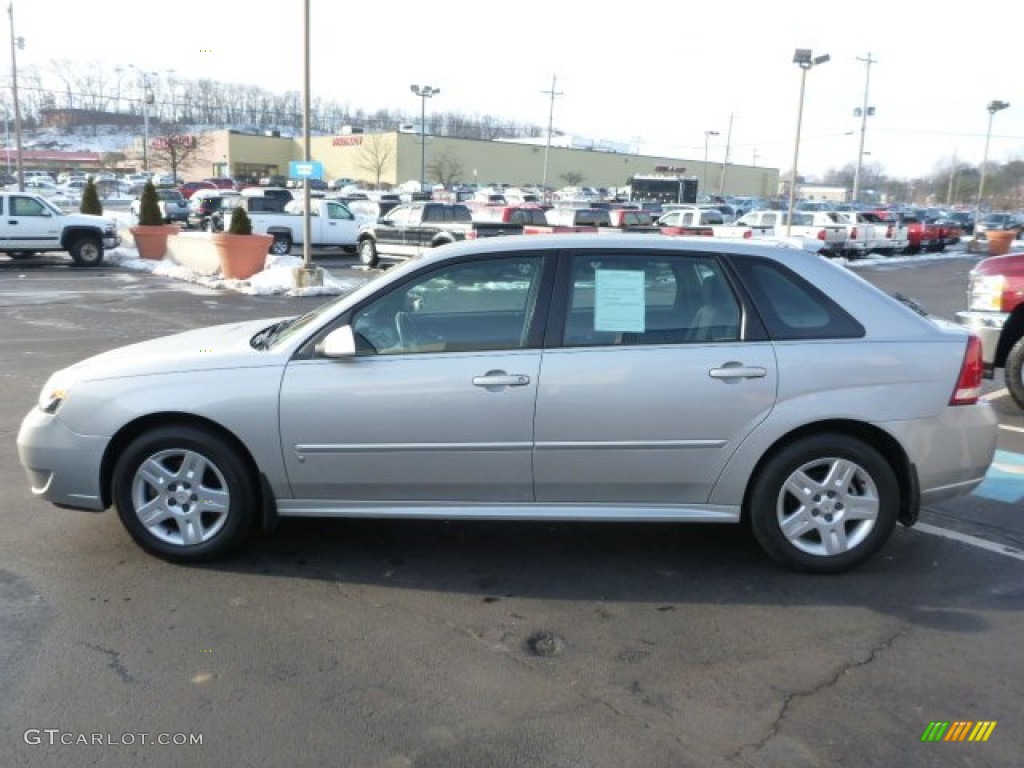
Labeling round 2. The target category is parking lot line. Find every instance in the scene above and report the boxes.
[999,424,1024,433]
[915,523,1024,562]
[982,388,1008,401]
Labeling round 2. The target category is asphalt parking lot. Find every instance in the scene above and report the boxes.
[0,250,1021,768]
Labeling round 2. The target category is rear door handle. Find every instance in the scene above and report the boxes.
[709,366,767,380]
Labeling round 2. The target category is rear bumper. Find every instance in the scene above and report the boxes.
[885,403,998,506]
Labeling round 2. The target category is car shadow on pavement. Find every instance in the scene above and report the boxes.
[191,517,1005,632]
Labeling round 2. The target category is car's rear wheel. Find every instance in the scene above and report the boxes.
[1006,337,1024,409]
[359,238,378,267]
[112,425,256,562]
[270,233,292,256]
[749,434,898,573]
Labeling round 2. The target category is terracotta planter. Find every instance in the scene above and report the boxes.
[130,224,181,260]
[213,233,273,279]
[986,229,1017,256]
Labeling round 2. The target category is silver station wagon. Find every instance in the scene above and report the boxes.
[17,235,997,572]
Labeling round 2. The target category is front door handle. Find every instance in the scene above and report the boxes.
[709,365,767,380]
[472,371,531,389]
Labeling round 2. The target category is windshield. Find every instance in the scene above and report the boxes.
[40,198,65,216]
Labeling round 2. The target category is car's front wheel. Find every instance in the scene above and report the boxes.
[359,238,378,267]
[112,425,256,562]
[1006,336,1024,409]
[69,236,103,267]
[749,434,898,573]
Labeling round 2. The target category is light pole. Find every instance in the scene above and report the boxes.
[975,99,1009,224]
[409,84,439,192]
[8,1,24,191]
[786,48,830,236]
[851,52,876,203]
[128,65,156,173]
[702,130,718,198]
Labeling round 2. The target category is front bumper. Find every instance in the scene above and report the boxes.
[17,407,108,512]
[954,310,1007,371]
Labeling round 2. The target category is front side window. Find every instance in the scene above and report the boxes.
[563,252,741,346]
[326,203,353,221]
[351,256,545,355]
[11,196,47,216]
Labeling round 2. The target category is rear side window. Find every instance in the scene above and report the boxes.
[731,256,864,340]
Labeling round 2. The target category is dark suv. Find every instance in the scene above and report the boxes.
[188,194,232,231]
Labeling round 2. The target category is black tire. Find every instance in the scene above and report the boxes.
[270,233,292,256]
[748,434,899,573]
[69,236,103,267]
[359,238,378,267]
[112,425,256,562]
[1006,336,1024,409]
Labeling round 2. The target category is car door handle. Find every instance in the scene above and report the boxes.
[8,220,17,225]
[709,365,767,379]
[472,372,531,388]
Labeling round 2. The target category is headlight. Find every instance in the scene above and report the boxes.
[37,371,75,414]
[968,273,1005,311]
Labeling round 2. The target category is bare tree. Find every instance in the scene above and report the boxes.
[428,151,465,188]
[147,125,213,180]
[356,134,394,188]
[561,171,585,186]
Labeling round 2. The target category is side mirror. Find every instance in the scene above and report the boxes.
[319,325,357,358]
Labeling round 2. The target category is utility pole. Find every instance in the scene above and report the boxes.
[851,53,876,203]
[719,112,733,196]
[946,149,957,205]
[541,74,562,201]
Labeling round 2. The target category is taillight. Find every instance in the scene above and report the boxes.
[850,226,858,239]
[950,335,984,405]
[886,225,894,238]
[743,229,752,239]
[465,230,478,240]
[817,229,826,241]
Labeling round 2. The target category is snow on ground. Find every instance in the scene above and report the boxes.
[103,209,369,297]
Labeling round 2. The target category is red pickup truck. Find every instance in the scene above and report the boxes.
[875,212,955,254]
[955,251,1024,407]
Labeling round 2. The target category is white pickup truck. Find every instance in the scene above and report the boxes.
[248,198,372,255]
[735,210,848,256]
[0,192,120,266]
[832,211,908,258]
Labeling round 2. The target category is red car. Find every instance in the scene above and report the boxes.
[203,177,237,190]
[178,181,218,199]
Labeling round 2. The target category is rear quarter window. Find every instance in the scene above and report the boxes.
[731,256,865,340]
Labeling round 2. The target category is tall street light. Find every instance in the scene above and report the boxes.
[851,52,877,203]
[8,1,24,191]
[702,130,718,198]
[128,65,156,173]
[786,48,830,236]
[975,99,1010,224]
[409,84,439,191]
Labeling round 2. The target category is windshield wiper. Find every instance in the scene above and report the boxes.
[250,319,293,350]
